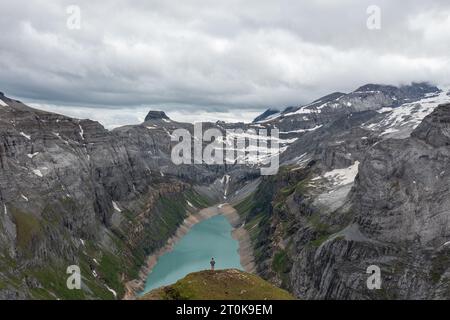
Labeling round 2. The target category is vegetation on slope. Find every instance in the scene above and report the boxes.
[141,269,295,300]
[0,186,213,300]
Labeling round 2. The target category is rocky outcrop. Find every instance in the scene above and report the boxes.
[252,108,280,123]
[144,111,170,121]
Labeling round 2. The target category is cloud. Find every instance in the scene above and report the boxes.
[1,0,450,120]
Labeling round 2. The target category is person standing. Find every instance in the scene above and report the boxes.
[210,258,216,271]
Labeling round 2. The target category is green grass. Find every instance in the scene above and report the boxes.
[309,234,331,247]
[96,251,126,297]
[30,266,87,300]
[142,269,296,300]
[307,213,331,234]
[272,250,291,274]
[11,208,42,254]
[234,195,255,218]
[430,251,450,284]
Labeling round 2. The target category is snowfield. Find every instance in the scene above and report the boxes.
[320,161,361,187]
[365,88,450,138]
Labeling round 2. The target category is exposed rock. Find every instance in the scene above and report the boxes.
[144,110,170,121]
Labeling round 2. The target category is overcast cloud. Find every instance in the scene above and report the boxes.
[1,0,450,126]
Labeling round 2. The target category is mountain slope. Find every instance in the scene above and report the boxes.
[236,101,450,300]
[141,269,295,300]
[0,93,222,299]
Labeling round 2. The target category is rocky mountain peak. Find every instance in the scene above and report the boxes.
[252,108,280,123]
[144,110,170,121]
[411,103,450,147]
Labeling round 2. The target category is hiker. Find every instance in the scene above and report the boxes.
[210,258,215,271]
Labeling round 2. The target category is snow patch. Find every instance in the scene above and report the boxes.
[322,161,360,186]
[32,169,43,177]
[366,88,450,137]
[0,99,8,107]
[105,285,117,298]
[186,200,195,208]
[112,201,122,212]
[280,125,322,134]
[79,124,85,140]
[20,132,31,140]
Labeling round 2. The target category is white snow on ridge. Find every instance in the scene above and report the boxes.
[256,111,282,123]
[283,105,320,117]
[366,88,450,137]
[280,125,323,134]
[0,99,8,107]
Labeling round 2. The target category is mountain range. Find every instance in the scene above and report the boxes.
[0,82,449,299]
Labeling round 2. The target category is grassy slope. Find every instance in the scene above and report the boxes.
[141,269,295,300]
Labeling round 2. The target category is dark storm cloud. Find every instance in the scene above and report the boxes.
[0,0,449,113]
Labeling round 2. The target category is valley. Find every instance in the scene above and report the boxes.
[1,82,449,299]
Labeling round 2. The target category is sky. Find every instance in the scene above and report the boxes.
[1,0,450,128]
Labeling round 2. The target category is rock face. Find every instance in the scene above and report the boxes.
[252,108,280,123]
[234,87,450,300]
[287,105,450,300]
[144,111,170,121]
[0,94,227,299]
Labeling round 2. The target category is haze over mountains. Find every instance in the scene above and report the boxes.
[0,82,449,299]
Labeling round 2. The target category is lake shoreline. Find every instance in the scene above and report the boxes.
[123,204,255,300]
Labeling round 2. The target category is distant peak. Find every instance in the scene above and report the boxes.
[252,108,280,123]
[144,110,170,121]
[354,83,397,93]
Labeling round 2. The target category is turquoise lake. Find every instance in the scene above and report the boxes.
[141,214,243,294]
